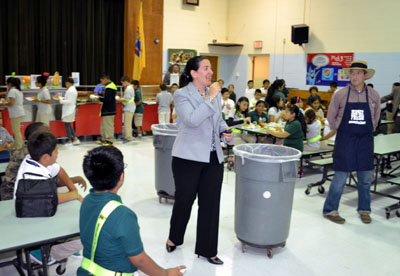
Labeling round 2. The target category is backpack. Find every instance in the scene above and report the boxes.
[15,172,58,217]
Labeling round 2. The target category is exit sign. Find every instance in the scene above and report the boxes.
[254,41,263,49]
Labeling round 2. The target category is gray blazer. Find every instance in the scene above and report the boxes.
[172,82,232,163]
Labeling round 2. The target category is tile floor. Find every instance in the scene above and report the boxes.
[1,137,399,276]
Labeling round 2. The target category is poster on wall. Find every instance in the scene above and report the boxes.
[167,49,197,72]
[306,53,354,86]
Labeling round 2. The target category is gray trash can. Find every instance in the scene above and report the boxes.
[233,144,301,258]
[151,124,178,203]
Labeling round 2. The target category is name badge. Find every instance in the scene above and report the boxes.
[349,109,366,125]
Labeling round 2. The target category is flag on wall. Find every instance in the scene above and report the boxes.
[133,1,146,80]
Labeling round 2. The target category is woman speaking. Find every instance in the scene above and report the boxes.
[166,56,233,265]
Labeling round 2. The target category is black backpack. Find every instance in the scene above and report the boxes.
[15,172,58,217]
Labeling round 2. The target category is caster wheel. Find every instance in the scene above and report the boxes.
[318,186,325,194]
[266,248,273,259]
[396,211,400,218]
[241,244,246,253]
[386,212,390,219]
[305,188,311,195]
[281,242,286,248]
[159,197,162,203]
[56,265,66,275]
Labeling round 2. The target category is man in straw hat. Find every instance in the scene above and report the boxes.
[323,60,381,224]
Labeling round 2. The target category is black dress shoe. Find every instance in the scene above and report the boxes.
[197,255,224,265]
[166,243,176,253]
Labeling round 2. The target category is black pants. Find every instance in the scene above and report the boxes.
[169,151,224,258]
[64,122,76,141]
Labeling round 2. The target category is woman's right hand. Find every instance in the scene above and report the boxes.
[166,265,186,276]
[209,82,221,99]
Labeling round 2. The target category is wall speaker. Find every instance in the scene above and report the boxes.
[291,24,309,45]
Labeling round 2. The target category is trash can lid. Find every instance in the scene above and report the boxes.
[151,123,178,136]
[233,144,301,162]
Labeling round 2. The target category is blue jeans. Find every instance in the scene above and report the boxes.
[323,170,372,215]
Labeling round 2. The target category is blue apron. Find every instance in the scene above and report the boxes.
[333,87,374,172]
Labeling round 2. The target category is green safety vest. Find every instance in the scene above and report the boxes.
[80,200,133,276]
[307,120,322,143]
[230,109,245,134]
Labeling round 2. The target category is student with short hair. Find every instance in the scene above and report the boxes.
[245,80,255,100]
[156,83,174,124]
[132,80,145,137]
[56,77,80,146]
[266,105,306,152]
[15,131,84,265]
[290,96,304,114]
[98,74,117,146]
[260,79,270,97]
[3,77,25,149]
[328,81,338,93]
[1,123,48,200]
[221,88,235,118]
[33,75,52,126]
[306,86,321,106]
[78,146,185,276]
[249,89,263,110]
[228,84,237,103]
[118,76,136,143]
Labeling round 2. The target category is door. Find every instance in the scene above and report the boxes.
[249,55,270,89]
[203,56,219,83]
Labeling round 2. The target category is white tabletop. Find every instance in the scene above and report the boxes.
[0,199,80,253]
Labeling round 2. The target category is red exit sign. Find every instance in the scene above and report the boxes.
[253,41,263,49]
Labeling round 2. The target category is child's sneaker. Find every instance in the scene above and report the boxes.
[71,252,83,259]
[30,249,56,265]
[72,138,81,145]
[64,141,73,147]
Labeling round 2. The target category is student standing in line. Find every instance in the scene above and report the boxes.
[57,77,80,146]
[156,83,174,124]
[33,75,52,126]
[132,80,145,137]
[166,56,233,265]
[97,74,117,146]
[266,105,306,152]
[3,77,25,149]
[323,60,380,224]
[118,76,136,143]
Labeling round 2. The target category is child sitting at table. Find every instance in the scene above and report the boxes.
[306,96,325,125]
[249,89,263,111]
[14,131,84,265]
[290,96,305,115]
[268,94,285,123]
[249,100,269,126]
[266,105,306,152]
[77,146,185,276]
[227,97,253,144]
[304,109,323,151]
[306,86,321,106]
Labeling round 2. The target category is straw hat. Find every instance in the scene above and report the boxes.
[343,60,375,80]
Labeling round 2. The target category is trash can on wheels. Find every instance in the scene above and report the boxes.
[233,144,301,258]
[151,124,178,203]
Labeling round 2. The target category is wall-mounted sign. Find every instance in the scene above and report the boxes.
[306,53,354,86]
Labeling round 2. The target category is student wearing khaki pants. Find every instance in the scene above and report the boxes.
[118,76,136,143]
[98,74,117,146]
[33,75,52,127]
[3,77,25,149]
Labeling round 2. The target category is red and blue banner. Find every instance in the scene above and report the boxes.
[306,53,354,86]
